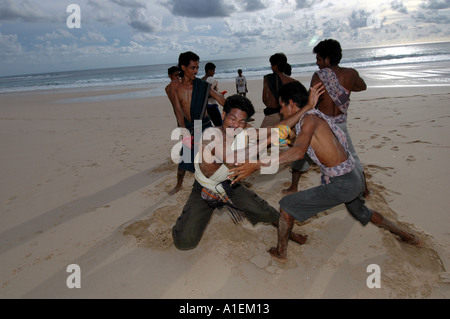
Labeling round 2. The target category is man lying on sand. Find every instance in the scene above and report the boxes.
[229,81,421,263]
[172,90,322,250]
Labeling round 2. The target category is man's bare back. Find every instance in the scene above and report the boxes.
[311,66,366,117]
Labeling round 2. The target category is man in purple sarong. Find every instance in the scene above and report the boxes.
[284,39,370,196]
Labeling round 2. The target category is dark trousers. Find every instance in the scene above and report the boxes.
[172,181,279,250]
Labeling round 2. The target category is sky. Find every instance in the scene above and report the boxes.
[0,0,449,76]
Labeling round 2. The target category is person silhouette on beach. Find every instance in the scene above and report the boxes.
[169,52,226,195]
[229,81,421,263]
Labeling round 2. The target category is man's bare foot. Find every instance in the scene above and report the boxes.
[397,232,422,247]
[370,211,422,246]
[282,187,297,195]
[289,231,308,245]
[169,185,182,195]
[268,247,287,264]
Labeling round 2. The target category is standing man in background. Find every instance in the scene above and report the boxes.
[236,69,248,97]
[169,52,226,195]
[202,62,223,127]
[165,66,181,127]
[261,53,297,128]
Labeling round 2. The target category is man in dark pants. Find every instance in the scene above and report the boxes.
[172,94,319,250]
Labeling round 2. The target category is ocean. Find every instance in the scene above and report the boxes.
[1,41,449,97]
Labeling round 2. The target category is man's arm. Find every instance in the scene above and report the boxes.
[209,87,226,106]
[255,83,324,141]
[262,75,275,107]
[278,83,324,129]
[173,89,186,128]
[228,115,316,183]
[351,69,367,92]
[166,87,179,121]
[202,128,259,169]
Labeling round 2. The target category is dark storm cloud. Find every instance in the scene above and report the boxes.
[420,0,450,10]
[0,0,55,22]
[163,0,236,18]
[162,0,267,18]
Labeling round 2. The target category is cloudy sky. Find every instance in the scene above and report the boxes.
[0,0,449,76]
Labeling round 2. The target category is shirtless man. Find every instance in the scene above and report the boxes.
[165,66,181,126]
[312,39,369,196]
[169,52,226,195]
[229,81,421,263]
[261,53,297,128]
[283,39,369,195]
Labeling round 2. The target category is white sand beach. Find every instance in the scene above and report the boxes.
[0,78,449,299]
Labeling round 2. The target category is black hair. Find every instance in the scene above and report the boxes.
[313,39,343,66]
[205,62,216,73]
[284,63,292,76]
[278,81,309,109]
[178,51,200,77]
[223,94,255,119]
[269,53,288,72]
[168,66,179,76]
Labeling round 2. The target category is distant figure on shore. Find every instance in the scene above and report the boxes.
[169,51,226,195]
[283,39,370,197]
[235,69,248,97]
[261,53,297,128]
[165,66,181,126]
[202,62,223,127]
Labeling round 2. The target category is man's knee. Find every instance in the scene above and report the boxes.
[172,226,201,250]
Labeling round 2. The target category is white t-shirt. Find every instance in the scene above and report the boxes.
[206,76,218,105]
[236,75,247,93]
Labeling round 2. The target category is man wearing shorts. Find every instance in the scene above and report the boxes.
[229,81,421,263]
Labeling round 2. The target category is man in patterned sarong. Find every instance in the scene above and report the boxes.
[283,39,370,196]
[229,81,421,263]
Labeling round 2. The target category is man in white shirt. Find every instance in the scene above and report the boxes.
[202,62,223,126]
[235,69,248,97]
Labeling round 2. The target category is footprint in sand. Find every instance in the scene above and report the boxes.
[367,164,395,172]
[249,254,298,274]
[406,155,416,162]
[249,255,285,274]
[391,146,399,151]
[4,196,17,205]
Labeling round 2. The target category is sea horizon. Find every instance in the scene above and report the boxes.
[1,41,449,96]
